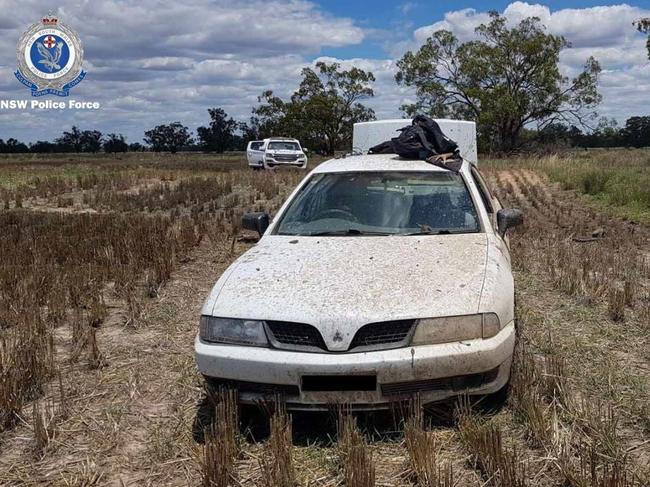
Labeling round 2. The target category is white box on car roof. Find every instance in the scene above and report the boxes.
[352,119,478,164]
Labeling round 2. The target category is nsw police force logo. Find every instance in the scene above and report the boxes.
[15,15,85,97]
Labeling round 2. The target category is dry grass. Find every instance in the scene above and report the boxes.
[32,399,53,456]
[259,403,296,487]
[0,211,202,431]
[337,411,375,487]
[457,402,528,487]
[404,397,454,487]
[202,388,240,487]
[0,314,54,430]
[488,163,650,486]
[487,166,649,324]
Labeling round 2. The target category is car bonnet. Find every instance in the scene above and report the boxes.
[206,233,488,351]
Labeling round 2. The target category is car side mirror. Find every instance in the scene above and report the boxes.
[496,208,523,237]
[242,212,270,237]
[303,148,309,153]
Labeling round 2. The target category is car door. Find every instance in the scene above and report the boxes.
[246,141,264,166]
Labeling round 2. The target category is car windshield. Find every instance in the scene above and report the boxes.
[276,171,480,236]
[268,141,300,151]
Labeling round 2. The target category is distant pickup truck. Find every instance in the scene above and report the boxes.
[246,137,308,170]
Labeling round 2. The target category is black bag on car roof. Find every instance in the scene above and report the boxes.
[369,114,460,159]
[368,115,462,172]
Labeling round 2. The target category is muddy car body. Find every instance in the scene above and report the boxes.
[195,154,522,410]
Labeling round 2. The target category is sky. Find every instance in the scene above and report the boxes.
[0,0,649,144]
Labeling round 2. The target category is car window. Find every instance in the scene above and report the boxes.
[275,171,480,236]
[250,142,263,151]
[268,141,300,151]
[470,167,494,214]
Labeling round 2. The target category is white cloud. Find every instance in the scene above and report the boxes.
[412,9,490,46]
[0,1,649,143]
[0,0,365,142]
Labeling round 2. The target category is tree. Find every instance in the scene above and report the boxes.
[634,18,650,60]
[143,122,193,153]
[535,123,576,148]
[128,142,145,152]
[30,140,60,153]
[575,118,621,148]
[253,61,376,155]
[621,116,650,148]
[395,12,601,152]
[197,108,240,152]
[54,127,103,152]
[0,138,29,153]
[55,126,83,152]
[103,133,128,153]
[241,117,261,142]
[80,130,103,153]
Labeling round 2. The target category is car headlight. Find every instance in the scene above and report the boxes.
[199,316,269,346]
[410,313,501,345]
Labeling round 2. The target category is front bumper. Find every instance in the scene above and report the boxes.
[195,323,515,410]
[265,159,307,168]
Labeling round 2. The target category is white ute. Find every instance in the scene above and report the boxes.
[197,120,522,410]
[246,137,308,170]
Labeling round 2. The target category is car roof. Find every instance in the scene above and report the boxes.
[313,154,467,174]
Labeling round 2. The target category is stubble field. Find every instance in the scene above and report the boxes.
[0,150,648,486]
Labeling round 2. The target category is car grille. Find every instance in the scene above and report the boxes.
[349,319,415,350]
[272,154,298,162]
[266,321,327,350]
[381,367,500,397]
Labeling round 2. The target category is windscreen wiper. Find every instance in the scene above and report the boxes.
[400,229,452,236]
[305,228,392,236]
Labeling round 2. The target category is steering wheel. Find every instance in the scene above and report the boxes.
[314,208,360,222]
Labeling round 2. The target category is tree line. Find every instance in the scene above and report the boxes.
[2,12,650,155]
[0,128,143,154]
[533,117,650,149]
[7,114,650,156]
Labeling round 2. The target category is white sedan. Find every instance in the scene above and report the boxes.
[195,154,522,410]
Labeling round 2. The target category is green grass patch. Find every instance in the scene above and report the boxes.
[484,149,650,222]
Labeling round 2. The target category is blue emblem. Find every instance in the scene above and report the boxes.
[15,15,85,97]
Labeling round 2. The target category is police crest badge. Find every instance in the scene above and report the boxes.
[15,14,86,97]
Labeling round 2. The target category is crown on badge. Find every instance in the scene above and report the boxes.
[42,15,58,26]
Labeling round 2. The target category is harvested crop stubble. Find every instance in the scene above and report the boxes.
[338,411,375,487]
[0,210,205,432]
[509,304,646,486]
[487,167,649,323]
[404,396,454,487]
[486,162,650,485]
[259,403,296,487]
[203,388,240,487]
[457,401,528,487]
[517,355,642,486]
[1,163,304,216]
